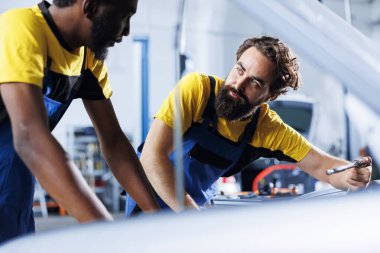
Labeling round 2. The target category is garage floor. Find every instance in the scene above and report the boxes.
[34,212,125,232]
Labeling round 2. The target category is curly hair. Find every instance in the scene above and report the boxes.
[236,36,301,100]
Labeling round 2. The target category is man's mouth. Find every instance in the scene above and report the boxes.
[114,37,123,43]
[106,37,122,47]
[229,90,243,100]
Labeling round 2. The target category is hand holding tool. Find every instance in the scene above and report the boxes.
[326,156,372,175]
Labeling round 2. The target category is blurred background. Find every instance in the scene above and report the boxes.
[1,0,380,216]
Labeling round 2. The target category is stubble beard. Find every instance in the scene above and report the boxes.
[89,14,111,61]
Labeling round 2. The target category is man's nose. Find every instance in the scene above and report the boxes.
[121,21,130,37]
[235,76,248,91]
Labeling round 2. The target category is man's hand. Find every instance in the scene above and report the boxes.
[297,146,372,191]
[184,194,200,211]
[346,165,372,191]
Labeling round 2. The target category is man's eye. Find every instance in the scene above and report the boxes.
[251,80,262,88]
[236,67,243,74]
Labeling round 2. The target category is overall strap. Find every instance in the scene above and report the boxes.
[39,0,87,97]
[67,47,87,100]
[200,76,217,128]
[38,1,72,51]
[240,107,261,146]
[47,48,87,130]
[221,107,262,177]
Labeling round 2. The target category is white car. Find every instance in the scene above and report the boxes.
[1,180,379,253]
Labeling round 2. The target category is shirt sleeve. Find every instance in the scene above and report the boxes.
[78,48,113,100]
[0,9,46,87]
[259,107,312,162]
[154,72,209,134]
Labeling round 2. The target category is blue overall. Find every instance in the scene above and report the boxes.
[126,76,260,216]
[0,21,86,242]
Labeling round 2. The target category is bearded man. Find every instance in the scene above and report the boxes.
[126,36,372,214]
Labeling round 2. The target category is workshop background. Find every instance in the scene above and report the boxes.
[1,0,380,219]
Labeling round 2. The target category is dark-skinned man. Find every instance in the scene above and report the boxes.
[0,0,159,243]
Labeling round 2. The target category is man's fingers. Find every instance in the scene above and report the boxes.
[348,167,371,182]
[358,156,372,167]
[346,166,372,190]
[346,178,366,190]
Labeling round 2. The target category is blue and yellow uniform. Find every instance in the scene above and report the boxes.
[0,1,112,242]
[126,72,311,214]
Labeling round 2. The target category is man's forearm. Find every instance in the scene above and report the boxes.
[325,161,353,190]
[15,130,112,222]
[298,147,371,191]
[316,155,365,190]
[140,151,199,212]
[326,160,372,190]
[102,138,159,212]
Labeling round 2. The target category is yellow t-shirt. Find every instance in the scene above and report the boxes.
[0,2,112,109]
[155,72,311,164]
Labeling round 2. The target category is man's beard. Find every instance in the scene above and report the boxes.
[89,14,112,61]
[215,84,255,121]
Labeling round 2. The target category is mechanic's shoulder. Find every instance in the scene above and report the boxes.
[178,72,204,89]
[258,103,279,124]
[1,7,37,25]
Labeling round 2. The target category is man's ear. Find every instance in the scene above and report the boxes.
[82,0,98,19]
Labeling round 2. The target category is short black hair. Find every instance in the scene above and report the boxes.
[52,0,76,7]
[52,0,124,7]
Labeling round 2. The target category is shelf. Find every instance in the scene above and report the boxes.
[66,126,122,212]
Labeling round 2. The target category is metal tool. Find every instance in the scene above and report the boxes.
[326,156,372,175]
